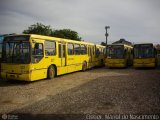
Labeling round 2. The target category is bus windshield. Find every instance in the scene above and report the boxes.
[2,42,30,64]
[107,45,124,58]
[134,44,154,58]
[2,40,30,64]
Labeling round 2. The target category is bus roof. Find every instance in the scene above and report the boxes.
[95,44,105,48]
[31,34,95,45]
[133,43,153,45]
[107,44,133,48]
[7,34,95,46]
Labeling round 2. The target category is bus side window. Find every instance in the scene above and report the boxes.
[45,41,56,56]
[74,44,81,55]
[58,44,61,58]
[58,44,65,58]
[88,47,90,56]
[32,43,43,63]
[92,47,95,55]
[81,44,87,55]
[154,48,157,56]
[68,43,74,55]
[33,43,43,55]
[124,49,127,58]
[96,48,100,57]
[88,47,92,56]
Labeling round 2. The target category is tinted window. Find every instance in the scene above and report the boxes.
[134,45,154,58]
[32,43,43,63]
[74,44,81,55]
[59,44,65,58]
[92,46,95,55]
[81,44,87,54]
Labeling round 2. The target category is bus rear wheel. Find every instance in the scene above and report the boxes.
[47,65,56,79]
[82,62,87,72]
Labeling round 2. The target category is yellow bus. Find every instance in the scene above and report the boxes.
[133,43,157,68]
[1,34,105,81]
[94,44,105,67]
[105,44,133,68]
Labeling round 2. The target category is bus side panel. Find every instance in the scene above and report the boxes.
[79,55,89,70]
[30,58,48,81]
[66,55,75,73]
[67,54,89,72]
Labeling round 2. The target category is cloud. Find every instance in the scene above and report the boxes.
[0,0,160,44]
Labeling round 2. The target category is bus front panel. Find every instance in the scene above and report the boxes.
[1,64,31,81]
[105,58,126,68]
[133,58,156,68]
[133,44,156,68]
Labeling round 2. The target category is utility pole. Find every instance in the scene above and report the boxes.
[105,26,110,55]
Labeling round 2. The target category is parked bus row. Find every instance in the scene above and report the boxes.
[105,43,157,68]
[0,34,158,82]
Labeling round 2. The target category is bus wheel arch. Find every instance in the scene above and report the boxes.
[47,64,57,79]
[82,61,87,71]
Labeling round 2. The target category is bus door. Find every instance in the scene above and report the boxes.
[58,42,66,67]
[88,46,91,61]
[31,39,47,80]
[88,46,93,68]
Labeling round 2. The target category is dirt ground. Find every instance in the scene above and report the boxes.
[0,67,160,119]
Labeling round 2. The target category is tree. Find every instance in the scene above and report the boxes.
[23,23,53,36]
[51,29,81,41]
[23,23,82,41]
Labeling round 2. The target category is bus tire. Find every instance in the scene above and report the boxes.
[47,65,56,79]
[82,61,87,72]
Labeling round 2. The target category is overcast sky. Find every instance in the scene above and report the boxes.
[0,0,160,44]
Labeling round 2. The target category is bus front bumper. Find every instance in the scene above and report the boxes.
[105,59,127,68]
[105,63,126,68]
[1,72,31,81]
[133,63,155,68]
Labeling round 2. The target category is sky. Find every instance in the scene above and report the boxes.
[0,0,160,44]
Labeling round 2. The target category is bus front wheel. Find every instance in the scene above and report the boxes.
[47,65,56,79]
